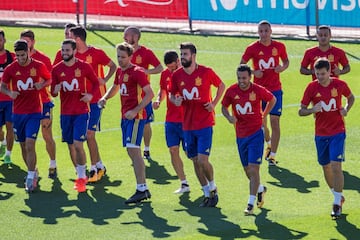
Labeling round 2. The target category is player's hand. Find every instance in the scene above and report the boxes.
[204,102,214,112]
[253,70,263,78]
[34,81,44,90]
[274,65,284,73]
[80,93,93,103]
[333,65,341,76]
[124,110,137,120]
[53,83,61,95]
[9,91,20,99]
[227,115,237,124]
[174,96,183,106]
[340,107,347,116]
[98,78,106,85]
[312,102,322,113]
[98,98,106,109]
[152,101,160,110]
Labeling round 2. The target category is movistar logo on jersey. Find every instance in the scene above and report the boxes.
[320,98,337,112]
[182,87,199,100]
[119,83,128,96]
[258,58,275,70]
[235,102,253,115]
[17,77,34,91]
[62,79,79,92]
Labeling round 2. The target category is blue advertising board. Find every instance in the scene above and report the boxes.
[189,0,360,27]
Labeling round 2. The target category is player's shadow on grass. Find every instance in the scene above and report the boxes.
[334,214,360,239]
[74,175,127,225]
[254,208,308,239]
[268,166,319,193]
[176,193,256,239]
[145,157,177,185]
[20,178,77,224]
[122,202,181,238]
[343,171,360,193]
[0,163,28,188]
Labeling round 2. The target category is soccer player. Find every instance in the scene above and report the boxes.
[51,39,100,193]
[0,29,15,167]
[98,42,154,204]
[298,58,354,219]
[53,23,77,65]
[300,25,350,81]
[221,64,276,215]
[240,20,289,166]
[123,26,163,161]
[1,40,51,192]
[20,29,57,178]
[152,50,190,194]
[170,42,225,207]
[69,26,117,183]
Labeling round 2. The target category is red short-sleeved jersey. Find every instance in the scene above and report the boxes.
[51,59,99,115]
[242,40,288,92]
[159,68,183,123]
[2,59,51,114]
[171,65,222,131]
[301,46,349,80]
[114,65,150,119]
[300,78,351,136]
[222,83,274,138]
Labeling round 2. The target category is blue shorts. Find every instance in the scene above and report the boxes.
[144,102,154,124]
[121,119,145,147]
[165,122,185,150]
[61,113,89,144]
[42,101,54,120]
[315,132,346,166]
[0,101,13,126]
[263,90,282,116]
[88,103,102,131]
[236,129,264,167]
[184,127,212,158]
[13,113,42,142]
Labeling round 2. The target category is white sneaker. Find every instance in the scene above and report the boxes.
[173,184,190,194]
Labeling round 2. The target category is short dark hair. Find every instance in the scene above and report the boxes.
[65,23,76,29]
[62,39,76,50]
[70,26,86,41]
[164,50,178,65]
[314,58,330,71]
[180,42,196,54]
[20,29,35,40]
[317,25,331,34]
[116,42,134,56]
[14,39,28,52]
[237,64,252,76]
[0,29,4,38]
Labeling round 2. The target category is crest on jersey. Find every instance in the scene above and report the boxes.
[86,55,93,64]
[249,91,256,101]
[30,67,36,77]
[195,77,202,86]
[135,55,142,65]
[272,47,278,56]
[75,68,81,77]
[331,88,338,97]
[123,74,129,82]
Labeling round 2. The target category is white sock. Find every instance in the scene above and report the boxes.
[181,180,188,186]
[76,164,87,179]
[2,139,6,145]
[137,183,147,192]
[144,146,150,151]
[333,191,343,205]
[96,160,104,169]
[27,171,35,179]
[49,160,56,168]
[202,184,210,197]
[90,165,97,171]
[269,152,276,158]
[248,195,256,206]
[209,180,216,191]
[5,150,11,157]
[257,184,264,193]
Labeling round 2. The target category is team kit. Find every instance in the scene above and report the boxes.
[0,21,354,220]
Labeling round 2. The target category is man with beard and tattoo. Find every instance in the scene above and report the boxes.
[51,39,99,193]
[1,40,51,193]
[123,26,163,161]
[170,42,225,207]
